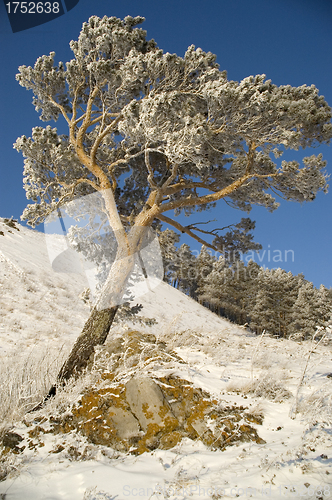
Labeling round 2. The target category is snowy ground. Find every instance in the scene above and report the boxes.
[0,218,331,500]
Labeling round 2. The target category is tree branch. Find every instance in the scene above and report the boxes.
[107,149,145,172]
[145,149,158,189]
[159,173,254,213]
[77,83,106,145]
[48,96,71,125]
[186,220,238,236]
[162,179,220,197]
[90,115,122,163]
[60,177,100,191]
[156,213,220,253]
[161,162,178,190]
[71,82,85,122]
[68,82,113,190]
[159,170,280,214]
[245,141,257,175]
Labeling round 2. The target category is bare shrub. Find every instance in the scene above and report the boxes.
[297,382,332,426]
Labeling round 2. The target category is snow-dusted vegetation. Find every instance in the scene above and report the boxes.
[2,13,332,499]
[0,219,331,499]
[159,231,332,339]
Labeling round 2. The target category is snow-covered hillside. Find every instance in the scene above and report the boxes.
[0,218,331,500]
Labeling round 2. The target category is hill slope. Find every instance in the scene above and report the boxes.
[0,218,331,500]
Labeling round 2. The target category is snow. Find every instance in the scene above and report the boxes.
[0,218,331,499]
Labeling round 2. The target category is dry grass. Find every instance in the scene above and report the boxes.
[297,382,332,426]
[0,345,68,434]
[227,372,292,403]
[83,487,114,500]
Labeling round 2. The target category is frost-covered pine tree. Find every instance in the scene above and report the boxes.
[171,243,197,296]
[315,284,332,327]
[290,282,332,338]
[249,267,303,336]
[157,228,180,284]
[197,255,229,313]
[268,268,303,337]
[249,287,274,335]
[249,268,278,335]
[227,260,253,324]
[195,246,217,306]
[244,259,261,305]
[14,15,332,387]
[290,281,318,338]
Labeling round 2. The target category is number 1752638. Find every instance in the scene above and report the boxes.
[5,2,60,14]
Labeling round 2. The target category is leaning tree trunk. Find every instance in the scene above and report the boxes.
[44,241,137,402]
[46,305,119,399]
[40,220,152,407]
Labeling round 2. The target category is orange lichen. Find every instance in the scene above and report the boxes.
[8,374,265,456]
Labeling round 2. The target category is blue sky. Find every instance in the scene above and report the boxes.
[0,0,331,288]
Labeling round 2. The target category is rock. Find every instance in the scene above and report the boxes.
[106,407,141,440]
[106,331,157,357]
[125,377,178,433]
[3,218,20,231]
[11,373,266,455]
[169,401,185,424]
[159,431,183,450]
[190,418,210,437]
[2,432,23,450]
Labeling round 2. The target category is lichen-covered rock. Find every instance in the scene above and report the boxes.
[159,431,183,450]
[125,377,178,432]
[12,374,265,456]
[106,407,141,440]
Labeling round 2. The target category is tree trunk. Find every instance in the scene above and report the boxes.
[46,305,119,399]
[42,223,153,405]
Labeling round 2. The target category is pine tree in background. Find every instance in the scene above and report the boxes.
[249,269,276,334]
[195,246,217,306]
[248,268,303,336]
[315,284,332,328]
[172,244,197,296]
[243,260,261,316]
[290,281,320,338]
[270,269,303,337]
[290,282,332,338]
[160,235,332,339]
[157,228,180,284]
[226,260,252,324]
[197,256,229,314]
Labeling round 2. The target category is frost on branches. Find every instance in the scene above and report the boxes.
[13,15,332,385]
